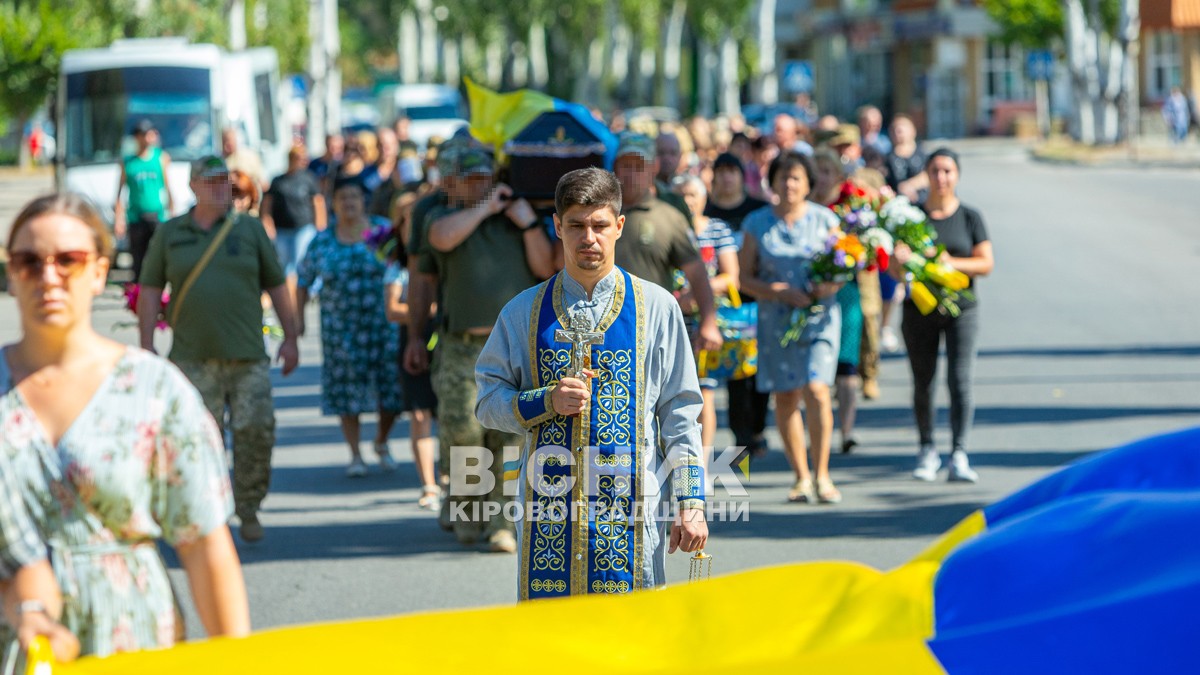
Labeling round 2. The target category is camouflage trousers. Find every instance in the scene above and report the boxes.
[858,269,882,384]
[431,333,519,540]
[175,359,275,520]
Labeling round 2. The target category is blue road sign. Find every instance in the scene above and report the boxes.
[1026,50,1054,81]
[782,61,814,94]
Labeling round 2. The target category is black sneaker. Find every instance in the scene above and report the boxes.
[239,513,264,542]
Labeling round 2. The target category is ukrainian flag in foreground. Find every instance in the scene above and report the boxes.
[36,427,1200,674]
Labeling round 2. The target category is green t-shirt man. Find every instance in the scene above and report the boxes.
[123,146,169,221]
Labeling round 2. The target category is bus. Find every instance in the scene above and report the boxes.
[55,38,288,224]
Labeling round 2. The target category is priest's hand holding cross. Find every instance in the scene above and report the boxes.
[551,369,594,417]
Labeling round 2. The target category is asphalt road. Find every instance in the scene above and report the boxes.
[1,144,1198,635]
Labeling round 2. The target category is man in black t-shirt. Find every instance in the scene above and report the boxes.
[262,146,327,294]
[704,153,768,230]
[885,115,928,200]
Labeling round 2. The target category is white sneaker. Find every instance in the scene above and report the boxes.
[375,441,398,473]
[947,451,979,483]
[346,458,368,478]
[881,326,900,353]
[913,447,941,482]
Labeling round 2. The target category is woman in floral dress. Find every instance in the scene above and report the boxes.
[297,179,404,478]
[0,193,249,664]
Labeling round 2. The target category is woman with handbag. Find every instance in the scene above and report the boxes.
[0,193,250,664]
[672,175,741,455]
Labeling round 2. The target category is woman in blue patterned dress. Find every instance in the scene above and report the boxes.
[0,194,248,664]
[738,152,845,504]
[297,179,404,478]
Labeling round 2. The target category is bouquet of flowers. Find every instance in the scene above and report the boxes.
[830,181,893,272]
[877,196,973,317]
[122,283,170,331]
[363,218,398,262]
[780,229,865,347]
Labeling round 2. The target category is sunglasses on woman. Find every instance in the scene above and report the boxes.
[7,250,95,279]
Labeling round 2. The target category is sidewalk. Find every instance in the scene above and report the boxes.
[1030,134,1200,169]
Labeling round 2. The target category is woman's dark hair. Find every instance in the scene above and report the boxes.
[925,147,961,172]
[555,167,622,217]
[332,176,367,197]
[7,192,114,261]
[767,151,817,191]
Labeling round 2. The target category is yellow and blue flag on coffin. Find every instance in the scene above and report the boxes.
[30,427,1200,674]
[463,77,616,168]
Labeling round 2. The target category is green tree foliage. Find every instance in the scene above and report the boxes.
[982,0,1063,47]
[0,1,111,136]
[983,0,1121,48]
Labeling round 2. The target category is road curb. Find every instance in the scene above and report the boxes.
[1030,146,1200,170]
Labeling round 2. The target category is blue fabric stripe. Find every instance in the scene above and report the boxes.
[982,427,1200,526]
[525,273,573,600]
[585,269,638,595]
[930,490,1200,674]
[929,427,1200,673]
[515,387,549,425]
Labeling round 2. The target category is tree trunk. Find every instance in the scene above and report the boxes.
[229,0,246,51]
[443,38,460,86]
[462,35,480,83]
[640,43,657,105]
[629,28,646,105]
[572,46,590,103]
[663,0,687,111]
[612,22,631,104]
[697,38,716,118]
[307,0,326,150]
[323,0,340,132]
[1064,0,1098,144]
[530,20,549,90]
[416,0,438,82]
[597,2,619,109]
[754,0,778,104]
[719,33,740,115]
[399,10,420,84]
[486,38,503,88]
[1117,0,1141,143]
[586,36,605,104]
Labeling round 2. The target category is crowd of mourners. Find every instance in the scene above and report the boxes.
[0,94,993,665]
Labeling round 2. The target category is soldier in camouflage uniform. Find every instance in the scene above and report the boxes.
[139,155,300,543]
[419,137,556,552]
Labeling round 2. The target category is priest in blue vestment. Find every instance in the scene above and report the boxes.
[475,167,709,600]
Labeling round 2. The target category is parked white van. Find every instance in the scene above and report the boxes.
[55,38,288,223]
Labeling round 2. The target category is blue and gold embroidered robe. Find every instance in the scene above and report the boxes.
[475,268,705,600]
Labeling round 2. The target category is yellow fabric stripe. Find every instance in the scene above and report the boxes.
[908,510,988,565]
[52,560,945,674]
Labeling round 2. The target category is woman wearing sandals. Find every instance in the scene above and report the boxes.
[297,179,405,477]
[384,189,441,509]
[739,152,845,504]
[0,193,249,663]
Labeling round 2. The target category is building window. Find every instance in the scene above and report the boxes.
[983,41,1033,106]
[1144,31,1182,100]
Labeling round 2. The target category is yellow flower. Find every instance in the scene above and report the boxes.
[911,281,939,315]
[923,262,970,291]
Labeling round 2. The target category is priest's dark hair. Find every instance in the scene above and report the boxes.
[554,167,622,218]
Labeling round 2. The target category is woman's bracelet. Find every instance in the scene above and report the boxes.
[17,599,48,617]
